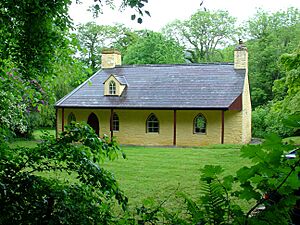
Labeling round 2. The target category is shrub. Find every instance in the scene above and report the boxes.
[0,122,127,224]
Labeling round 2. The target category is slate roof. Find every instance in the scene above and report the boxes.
[55,63,245,109]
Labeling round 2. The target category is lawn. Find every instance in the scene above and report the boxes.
[104,145,248,209]
[9,129,56,148]
[10,131,249,210]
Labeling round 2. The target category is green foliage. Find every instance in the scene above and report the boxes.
[252,104,294,138]
[123,31,185,64]
[89,0,150,24]
[0,0,72,80]
[76,22,131,72]
[178,165,241,225]
[162,9,238,63]
[0,0,147,80]
[0,62,45,136]
[236,135,299,225]
[252,46,300,138]
[165,134,300,225]
[246,7,300,107]
[0,122,127,224]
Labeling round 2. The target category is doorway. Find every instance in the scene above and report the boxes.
[87,113,99,136]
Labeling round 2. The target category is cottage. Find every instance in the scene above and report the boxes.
[55,44,251,146]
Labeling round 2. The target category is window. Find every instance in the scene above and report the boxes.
[109,80,116,95]
[146,114,159,133]
[194,114,207,134]
[67,112,76,124]
[112,113,119,131]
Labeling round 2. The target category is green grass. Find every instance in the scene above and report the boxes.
[9,129,55,148]
[104,145,248,209]
[283,136,300,145]
[32,128,55,140]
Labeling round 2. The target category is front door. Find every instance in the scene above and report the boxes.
[87,113,99,136]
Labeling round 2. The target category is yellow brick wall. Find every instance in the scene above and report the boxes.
[242,69,252,143]
[176,110,221,146]
[56,108,244,146]
[224,110,243,144]
[114,110,173,146]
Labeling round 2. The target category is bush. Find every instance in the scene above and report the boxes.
[252,103,294,138]
[0,122,127,224]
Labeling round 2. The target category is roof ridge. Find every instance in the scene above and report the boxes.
[115,63,233,68]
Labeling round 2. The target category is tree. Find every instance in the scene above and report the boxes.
[76,22,132,72]
[0,122,127,224]
[0,0,150,134]
[123,31,185,65]
[0,0,149,80]
[246,7,300,107]
[35,33,92,128]
[0,0,72,80]
[0,60,46,137]
[252,46,300,138]
[162,9,238,63]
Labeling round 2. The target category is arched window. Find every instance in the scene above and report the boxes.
[87,112,100,136]
[112,113,119,131]
[109,80,116,95]
[67,112,76,124]
[146,113,159,133]
[194,114,207,134]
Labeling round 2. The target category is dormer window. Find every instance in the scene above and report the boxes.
[109,80,116,95]
[104,74,127,96]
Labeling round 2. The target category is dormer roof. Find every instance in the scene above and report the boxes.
[103,74,128,86]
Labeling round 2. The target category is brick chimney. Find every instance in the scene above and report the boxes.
[101,49,121,69]
[234,39,248,70]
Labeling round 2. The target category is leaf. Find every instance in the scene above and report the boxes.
[223,175,234,190]
[240,144,263,161]
[137,18,143,24]
[178,192,204,223]
[283,114,300,128]
[138,2,144,8]
[201,165,223,178]
[236,166,256,183]
[239,182,261,201]
[145,10,151,17]
[286,173,300,190]
[131,14,136,20]
[263,133,283,147]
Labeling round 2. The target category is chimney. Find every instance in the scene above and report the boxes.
[234,39,248,70]
[101,49,121,69]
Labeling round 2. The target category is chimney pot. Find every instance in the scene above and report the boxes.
[234,41,248,70]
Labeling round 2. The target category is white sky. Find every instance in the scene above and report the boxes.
[69,0,300,31]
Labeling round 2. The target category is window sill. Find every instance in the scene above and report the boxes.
[193,132,207,135]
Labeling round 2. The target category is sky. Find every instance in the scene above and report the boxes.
[69,0,300,31]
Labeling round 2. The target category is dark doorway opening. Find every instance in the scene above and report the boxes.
[87,113,99,136]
